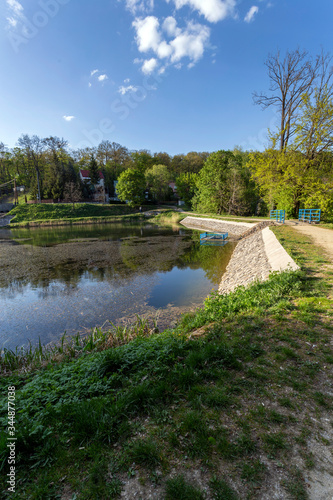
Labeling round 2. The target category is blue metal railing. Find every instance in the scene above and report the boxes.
[270,210,285,223]
[298,209,321,223]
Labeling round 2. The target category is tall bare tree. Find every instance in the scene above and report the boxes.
[253,48,321,151]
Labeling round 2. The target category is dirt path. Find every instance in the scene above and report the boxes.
[286,221,333,260]
[285,221,333,500]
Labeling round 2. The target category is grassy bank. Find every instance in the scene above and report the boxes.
[151,210,187,225]
[0,226,333,499]
[8,203,151,227]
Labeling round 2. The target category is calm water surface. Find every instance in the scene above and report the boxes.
[0,222,236,349]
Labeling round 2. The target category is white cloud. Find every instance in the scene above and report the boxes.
[132,16,161,53]
[98,74,108,81]
[170,22,210,63]
[157,40,173,58]
[166,0,236,23]
[90,69,99,76]
[244,5,259,22]
[124,0,154,15]
[63,115,75,122]
[6,0,25,29]
[132,16,211,72]
[6,0,24,16]
[118,84,139,94]
[88,82,92,87]
[124,78,130,84]
[142,58,158,74]
[163,16,179,37]
[7,17,17,27]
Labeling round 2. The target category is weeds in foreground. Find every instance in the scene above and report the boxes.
[0,315,159,374]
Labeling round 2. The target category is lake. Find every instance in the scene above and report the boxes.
[0,222,236,350]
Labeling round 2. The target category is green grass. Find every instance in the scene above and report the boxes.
[8,203,151,226]
[165,475,205,499]
[0,224,333,498]
[151,209,186,225]
[209,477,239,499]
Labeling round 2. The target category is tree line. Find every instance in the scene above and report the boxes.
[1,48,332,217]
[0,136,210,204]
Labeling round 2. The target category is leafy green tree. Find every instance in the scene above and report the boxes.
[72,147,96,167]
[131,150,153,173]
[42,137,77,200]
[248,148,333,216]
[17,134,45,201]
[170,152,209,176]
[153,152,171,167]
[97,141,131,194]
[88,155,100,186]
[183,152,209,173]
[175,172,198,206]
[294,87,333,160]
[193,151,256,215]
[116,169,146,207]
[145,164,171,202]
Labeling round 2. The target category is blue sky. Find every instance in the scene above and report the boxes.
[1,0,332,155]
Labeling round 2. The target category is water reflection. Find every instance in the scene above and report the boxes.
[0,222,236,349]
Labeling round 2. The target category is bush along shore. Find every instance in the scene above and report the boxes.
[0,226,333,499]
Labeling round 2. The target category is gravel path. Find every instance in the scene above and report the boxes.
[287,221,333,260]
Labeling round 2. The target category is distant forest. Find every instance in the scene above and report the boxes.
[1,133,333,218]
[0,135,209,200]
[0,135,262,215]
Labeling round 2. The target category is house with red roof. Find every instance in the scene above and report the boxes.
[79,169,107,202]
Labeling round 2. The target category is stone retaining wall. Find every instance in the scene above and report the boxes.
[180,216,253,237]
[241,220,275,238]
[180,216,299,295]
[218,230,270,294]
[219,225,299,295]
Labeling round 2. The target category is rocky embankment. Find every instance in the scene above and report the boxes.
[218,229,272,294]
[180,216,299,294]
[180,216,253,237]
